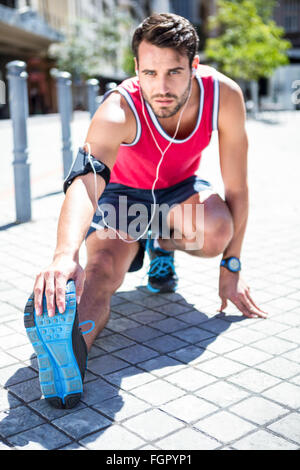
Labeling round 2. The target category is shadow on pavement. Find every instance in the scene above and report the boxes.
[0,222,21,231]
[32,190,63,201]
[0,288,247,449]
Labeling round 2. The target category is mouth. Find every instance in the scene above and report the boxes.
[154,99,174,106]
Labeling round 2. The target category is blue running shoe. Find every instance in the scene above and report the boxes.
[24,280,90,409]
[146,233,178,293]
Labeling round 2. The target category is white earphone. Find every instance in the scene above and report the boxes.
[86,67,194,244]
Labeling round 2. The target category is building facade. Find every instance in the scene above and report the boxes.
[2,0,298,117]
[0,0,65,118]
[168,0,300,110]
[0,0,147,118]
[274,0,300,62]
[269,0,300,109]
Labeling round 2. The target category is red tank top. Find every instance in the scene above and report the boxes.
[109,65,219,189]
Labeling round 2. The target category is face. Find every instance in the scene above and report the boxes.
[135,41,198,119]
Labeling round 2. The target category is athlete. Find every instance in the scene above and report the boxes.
[24,13,268,409]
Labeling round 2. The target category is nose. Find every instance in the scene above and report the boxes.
[154,74,170,96]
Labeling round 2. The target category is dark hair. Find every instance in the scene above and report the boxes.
[132,13,199,67]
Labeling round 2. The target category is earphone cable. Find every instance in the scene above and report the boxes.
[85,77,193,244]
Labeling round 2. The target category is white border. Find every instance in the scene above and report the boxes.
[212,78,220,131]
[117,87,142,147]
[104,86,142,147]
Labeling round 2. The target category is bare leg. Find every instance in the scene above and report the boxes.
[159,190,234,258]
[78,229,140,351]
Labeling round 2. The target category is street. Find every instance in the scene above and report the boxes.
[0,110,299,450]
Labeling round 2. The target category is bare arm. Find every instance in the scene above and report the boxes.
[217,77,268,319]
[34,92,136,316]
[218,78,249,259]
[54,92,132,261]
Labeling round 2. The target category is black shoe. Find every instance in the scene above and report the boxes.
[145,233,178,293]
[24,280,88,409]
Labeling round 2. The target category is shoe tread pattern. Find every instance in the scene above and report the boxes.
[24,281,82,408]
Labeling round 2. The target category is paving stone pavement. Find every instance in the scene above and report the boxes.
[0,110,299,450]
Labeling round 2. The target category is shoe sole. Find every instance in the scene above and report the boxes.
[146,282,178,294]
[24,281,83,409]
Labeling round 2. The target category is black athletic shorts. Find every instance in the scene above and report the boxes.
[86,175,213,272]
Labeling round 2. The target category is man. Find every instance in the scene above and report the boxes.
[24,13,268,409]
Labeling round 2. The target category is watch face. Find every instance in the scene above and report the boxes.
[228,258,240,272]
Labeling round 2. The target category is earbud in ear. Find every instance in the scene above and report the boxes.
[136,69,139,75]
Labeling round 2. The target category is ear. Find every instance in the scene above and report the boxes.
[192,55,200,75]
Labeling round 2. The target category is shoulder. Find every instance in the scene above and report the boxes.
[91,84,137,135]
[85,87,136,151]
[198,65,243,103]
[90,81,138,145]
[98,90,133,123]
[198,64,242,98]
[213,71,246,132]
[215,70,244,108]
[198,65,245,130]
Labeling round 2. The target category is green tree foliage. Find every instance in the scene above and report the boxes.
[253,0,278,23]
[48,12,134,79]
[205,0,291,81]
[122,46,135,77]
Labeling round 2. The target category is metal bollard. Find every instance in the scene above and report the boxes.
[105,82,117,92]
[250,80,259,118]
[6,60,31,223]
[86,78,99,119]
[56,71,73,179]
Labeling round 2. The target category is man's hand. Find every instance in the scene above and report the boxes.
[218,268,268,319]
[33,256,85,318]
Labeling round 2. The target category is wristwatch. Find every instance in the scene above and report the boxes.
[220,257,241,273]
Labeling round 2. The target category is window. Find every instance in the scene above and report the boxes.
[284,15,298,31]
[0,0,17,8]
[284,0,300,32]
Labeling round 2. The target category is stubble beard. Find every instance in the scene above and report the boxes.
[141,79,192,119]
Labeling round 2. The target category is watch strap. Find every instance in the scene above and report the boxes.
[220,257,241,272]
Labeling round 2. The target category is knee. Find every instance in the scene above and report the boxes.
[85,249,124,292]
[203,216,234,257]
[174,214,234,256]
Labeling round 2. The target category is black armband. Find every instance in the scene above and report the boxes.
[63,147,111,194]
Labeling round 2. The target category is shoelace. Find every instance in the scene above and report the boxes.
[147,255,176,279]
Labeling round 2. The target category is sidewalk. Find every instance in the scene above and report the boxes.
[0,111,299,450]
